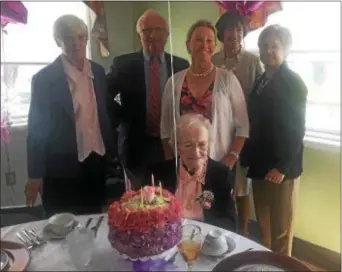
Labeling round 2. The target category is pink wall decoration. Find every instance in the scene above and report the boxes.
[217,1,283,32]
[1,1,27,28]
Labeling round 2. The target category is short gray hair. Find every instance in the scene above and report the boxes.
[258,24,292,55]
[136,9,169,34]
[53,14,88,43]
[170,113,211,147]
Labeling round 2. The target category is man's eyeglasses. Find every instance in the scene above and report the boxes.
[141,27,167,36]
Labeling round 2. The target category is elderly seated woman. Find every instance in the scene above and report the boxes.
[144,113,236,231]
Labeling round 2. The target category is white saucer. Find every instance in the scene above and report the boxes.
[201,235,236,257]
[42,220,78,240]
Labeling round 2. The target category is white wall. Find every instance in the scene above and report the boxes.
[1,128,28,206]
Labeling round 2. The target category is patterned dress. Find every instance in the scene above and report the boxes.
[179,78,214,122]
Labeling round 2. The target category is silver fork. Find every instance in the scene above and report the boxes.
[16,232,34,251]
[26,229,46,245]
[22,229,41,247]
[16,229,46,249]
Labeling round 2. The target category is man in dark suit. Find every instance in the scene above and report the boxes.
[107,9,189,188]
[25,15,114,217]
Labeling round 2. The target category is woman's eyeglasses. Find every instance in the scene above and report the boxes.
[181,141,208,150]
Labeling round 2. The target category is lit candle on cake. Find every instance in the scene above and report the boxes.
[151,174,155,187]
[159,181,163,202]
[140,187,144,207]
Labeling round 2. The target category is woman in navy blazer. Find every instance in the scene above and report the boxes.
[240,25,308,256]
[25,15,114,217]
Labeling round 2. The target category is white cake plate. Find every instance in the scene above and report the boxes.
[116,245,178,262]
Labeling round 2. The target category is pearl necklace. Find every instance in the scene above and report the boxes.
[189,64,214,77]
[221,52,241,73]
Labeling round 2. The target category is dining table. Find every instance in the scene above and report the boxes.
[1,214,269,271]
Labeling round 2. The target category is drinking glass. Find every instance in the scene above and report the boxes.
[178,224,203,271]
[67,226,94,271]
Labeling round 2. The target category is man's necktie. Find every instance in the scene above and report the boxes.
[147,57,160,136]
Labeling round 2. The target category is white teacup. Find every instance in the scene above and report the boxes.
[202,229,228,256]
[48,213,75,235]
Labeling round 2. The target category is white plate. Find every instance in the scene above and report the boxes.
[201,235,236,257]
[0,241,30,272]
[234,264,284,271]
[0,250,9,271]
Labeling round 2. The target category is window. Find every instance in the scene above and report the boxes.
[244,2,341,146]
[1,2,90,127]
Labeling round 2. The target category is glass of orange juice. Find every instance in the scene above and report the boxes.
[178,224,203,271]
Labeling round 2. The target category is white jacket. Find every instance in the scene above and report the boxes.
[160,67,249,161]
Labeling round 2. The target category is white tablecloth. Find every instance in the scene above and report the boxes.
[1,214,268,271]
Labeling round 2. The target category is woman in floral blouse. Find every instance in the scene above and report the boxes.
[160,20,249,184]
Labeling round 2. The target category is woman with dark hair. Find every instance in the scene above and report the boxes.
[212,11,264,237]
[240,24,307,256]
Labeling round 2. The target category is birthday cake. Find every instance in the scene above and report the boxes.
[107,186,183,260]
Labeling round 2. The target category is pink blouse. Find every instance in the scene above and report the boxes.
[175,159,208,220]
